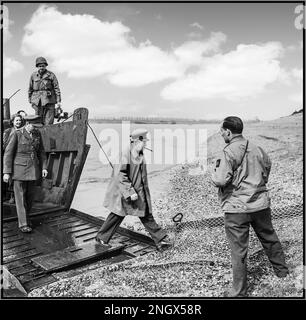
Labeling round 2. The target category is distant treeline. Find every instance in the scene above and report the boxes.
[89,117,261,124]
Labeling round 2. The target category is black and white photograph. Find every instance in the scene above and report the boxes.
[1,0,304,306]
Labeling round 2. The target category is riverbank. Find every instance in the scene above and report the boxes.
[29,113,303,297]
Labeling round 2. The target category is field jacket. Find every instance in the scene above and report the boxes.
[211,135,271,213]
[28,70,61,107]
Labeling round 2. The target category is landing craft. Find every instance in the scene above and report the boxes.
[2,98,157,297]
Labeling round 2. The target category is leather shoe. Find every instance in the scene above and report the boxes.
[156,235,172,251]
[95,237,111,247]
[19,226,32,233]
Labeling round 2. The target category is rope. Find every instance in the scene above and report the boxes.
[62,111,114,169]
[87,121,114,169]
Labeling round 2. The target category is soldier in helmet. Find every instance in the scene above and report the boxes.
[3,115,48,232]
[28,57,62,125]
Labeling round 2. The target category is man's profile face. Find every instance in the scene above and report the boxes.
[219,126,231,144]
[37,63,47,74]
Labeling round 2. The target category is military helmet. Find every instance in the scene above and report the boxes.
[35,57,48,67]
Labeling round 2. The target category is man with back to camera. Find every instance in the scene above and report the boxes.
[211,116,289,297]
[28,57,62,125]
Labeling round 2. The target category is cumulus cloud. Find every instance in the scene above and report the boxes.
[174,32,226,67]
[21,6,288,102]
[3,13,24,78]
[2,5,13,43]
[161,42,285,101]
[3,55,24,78]
[190,22,204,30]
[21,5,225,87]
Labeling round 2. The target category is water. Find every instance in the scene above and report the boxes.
[72,122,219,216]
[80,122,220,184]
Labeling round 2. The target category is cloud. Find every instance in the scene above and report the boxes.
[173,32,226,67]
[161,42,285,101]
[190,22,204,30]
[3,13,23,78]
[2,5,13,43]
[21,5,225,87]
[3,55,24,78]
[291,68,303,81]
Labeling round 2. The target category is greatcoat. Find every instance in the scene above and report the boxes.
[103,145,152,217]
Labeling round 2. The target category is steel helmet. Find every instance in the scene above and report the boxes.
[35,57,48,67]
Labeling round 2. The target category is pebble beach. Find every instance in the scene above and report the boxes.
[29,113,303,297]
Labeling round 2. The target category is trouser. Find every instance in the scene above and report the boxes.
[32,102,55,125]
[96,209,167,245]
[224,207,289,297]
[13,180,36,228]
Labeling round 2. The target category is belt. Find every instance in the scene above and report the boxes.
[16,152,37,159]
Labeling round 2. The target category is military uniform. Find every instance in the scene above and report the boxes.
[28,70,61,125]
[3,125,47,228]
[211,135,288,297]
[96,129,167,247]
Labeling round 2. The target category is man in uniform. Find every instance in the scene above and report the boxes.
[3,115,48,232]
[211,116,289,297]
[28,57,61,125]
[95,128,172,251]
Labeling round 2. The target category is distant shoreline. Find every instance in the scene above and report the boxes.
[88,118,261,125]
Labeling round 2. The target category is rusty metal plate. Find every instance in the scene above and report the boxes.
[31,242,126,272]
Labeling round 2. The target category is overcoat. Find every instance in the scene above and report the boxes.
[103,145,152,217]
[3,128,47,181]
[28,70,61,107]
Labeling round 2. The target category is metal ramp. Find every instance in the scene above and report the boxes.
[31,242,125,273]
[2,208,157,293]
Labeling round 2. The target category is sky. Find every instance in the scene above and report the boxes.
[2,2,304,120]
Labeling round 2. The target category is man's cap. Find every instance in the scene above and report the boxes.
[24,114,42,124]
[130,128,149,141]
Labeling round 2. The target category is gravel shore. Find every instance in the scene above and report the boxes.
[29,114,303,297]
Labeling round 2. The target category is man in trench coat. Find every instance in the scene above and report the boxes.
[3,115,48,232]
[95,129,172,250]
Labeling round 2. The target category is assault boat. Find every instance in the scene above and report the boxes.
[2,99,156,296]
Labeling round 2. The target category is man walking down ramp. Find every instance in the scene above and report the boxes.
[95,129,172,251]
[211,116,289,297]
